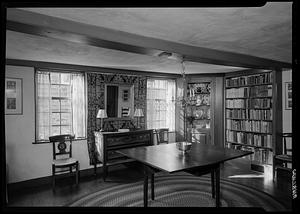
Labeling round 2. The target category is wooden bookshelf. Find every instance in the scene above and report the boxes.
[224,70,281,174]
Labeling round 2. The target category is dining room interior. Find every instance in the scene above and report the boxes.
[2,2,295,211]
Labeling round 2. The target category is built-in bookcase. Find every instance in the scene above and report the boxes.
[224,70,280,173]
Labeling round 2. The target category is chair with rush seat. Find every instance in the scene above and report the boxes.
[154,128,169,145]
[274,133,292,181]
[49,134,79,191]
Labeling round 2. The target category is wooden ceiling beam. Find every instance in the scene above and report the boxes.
[6,8,292,70]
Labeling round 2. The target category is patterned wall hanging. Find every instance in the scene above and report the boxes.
[86,72,147,165]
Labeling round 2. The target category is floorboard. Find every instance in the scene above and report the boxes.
[6,159,292,210]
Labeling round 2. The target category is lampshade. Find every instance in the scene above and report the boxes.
[134,108,144,117]
[96,109,107,119]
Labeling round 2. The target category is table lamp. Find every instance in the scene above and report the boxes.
[97,109,107,132]
[134,108,144,129]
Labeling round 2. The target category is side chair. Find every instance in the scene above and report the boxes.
[49,134,79,191]
[154,128,169,145]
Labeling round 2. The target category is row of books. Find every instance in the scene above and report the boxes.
[226,109,272,120]
[226,72,273,87]
[226,119,272,133]
[226,143,273,165]
[226,130,272,148]
[226,85,272,98]
[226,98,272,109]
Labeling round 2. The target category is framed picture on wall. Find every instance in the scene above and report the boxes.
[285,82,292,110]
[5,78,23,115]
[122,89,129,101]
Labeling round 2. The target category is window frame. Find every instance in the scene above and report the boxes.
[146,77,177,131]
[34,68,87,143]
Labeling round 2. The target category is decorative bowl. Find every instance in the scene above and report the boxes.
[176,142,192,153]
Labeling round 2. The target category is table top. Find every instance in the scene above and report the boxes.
[117,142,253,173]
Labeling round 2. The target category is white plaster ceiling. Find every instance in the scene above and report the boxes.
[6,30,247,74]
[6,3,292,74]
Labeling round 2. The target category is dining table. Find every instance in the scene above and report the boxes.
[117,142,253,207]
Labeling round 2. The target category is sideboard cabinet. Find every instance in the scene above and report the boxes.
[94,129,154,181]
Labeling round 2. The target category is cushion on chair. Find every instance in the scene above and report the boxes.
[53,157,78,166]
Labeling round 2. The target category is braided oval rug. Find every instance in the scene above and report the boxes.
[68,173,287,211]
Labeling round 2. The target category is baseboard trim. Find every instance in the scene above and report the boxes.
[8,166,101,192]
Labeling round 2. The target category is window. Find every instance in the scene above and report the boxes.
[36,69,86,141]
[146,78,176,131]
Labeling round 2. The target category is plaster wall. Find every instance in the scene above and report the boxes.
[5,65,92,184]
[282,70,292,150]
[5,64,176,183]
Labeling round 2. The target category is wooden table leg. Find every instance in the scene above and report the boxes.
[103,164,107,181]
[215,164,220,207]
[144,174,148,207]
[142,164,157,207]
[211,170,215,199]
[151,173,154,200]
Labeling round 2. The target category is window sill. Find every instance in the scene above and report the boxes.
[32,138,87,144]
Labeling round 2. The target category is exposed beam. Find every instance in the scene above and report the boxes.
[5,58,182,78]
[6,8,292,70]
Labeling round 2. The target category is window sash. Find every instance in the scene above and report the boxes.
[36,70,86,141]
[146,78,175,131]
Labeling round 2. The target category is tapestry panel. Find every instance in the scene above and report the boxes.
[86,72,146,165]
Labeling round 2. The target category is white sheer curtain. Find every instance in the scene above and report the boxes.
[71,73,86,138]
[166,80,176,130]
[36,71,51,140]
[146,78,175,131]
[36,70,86,141]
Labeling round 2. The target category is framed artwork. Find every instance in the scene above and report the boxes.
[285,82,292,110]
[122,89,129,101]
[5,78,23,115]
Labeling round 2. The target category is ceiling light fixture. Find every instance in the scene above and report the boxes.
[157,51,189,140]
[158,51,172,58]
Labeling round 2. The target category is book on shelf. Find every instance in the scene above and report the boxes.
[226,109,272,120]
[226,85,272,98]
[226,72,273,87]
[226,130,272,148]
[237,146,272,165]
[226,119,272,133]
[225,71,275,170]
[226,98,272,109]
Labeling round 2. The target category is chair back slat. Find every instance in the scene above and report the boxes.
[282,133,292,155]
[154,128,169,144]
[277,132,292,156]
[49,134,75,160]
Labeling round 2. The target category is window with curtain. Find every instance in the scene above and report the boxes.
[146,78,176,131]
[36,69,86,141]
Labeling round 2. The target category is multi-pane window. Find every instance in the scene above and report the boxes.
[146,78,176,131]
[36,69,86,141]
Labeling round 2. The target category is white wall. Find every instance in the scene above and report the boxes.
[282,70,292,152]
[5,65,92,184]
[5,65,176,184]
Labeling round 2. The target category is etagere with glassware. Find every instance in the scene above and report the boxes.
[186,81,214,145]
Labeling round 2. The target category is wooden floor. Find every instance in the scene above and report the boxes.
[6,159,292,210]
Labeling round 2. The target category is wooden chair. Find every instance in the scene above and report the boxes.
[154,128,169,144]
[49,134,79,191]
[274,133,292,180]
